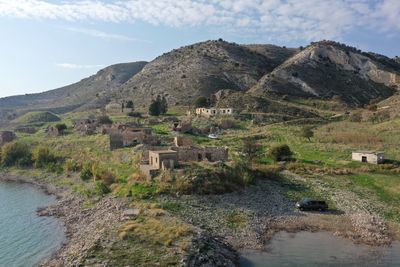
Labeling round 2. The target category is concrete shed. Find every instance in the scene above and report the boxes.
[352,151,385,164]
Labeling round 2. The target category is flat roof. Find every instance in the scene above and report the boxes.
[353,151,384,154]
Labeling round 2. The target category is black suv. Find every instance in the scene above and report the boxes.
[296,199,328,211]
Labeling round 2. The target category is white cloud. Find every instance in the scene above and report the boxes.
[56,63,106,69]
[60,26,152,43]
[0,0,399,41]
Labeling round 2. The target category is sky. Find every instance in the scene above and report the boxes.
[0,0,399,98]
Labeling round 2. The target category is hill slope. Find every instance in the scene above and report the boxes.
[0,62,147,113]
[118,40,295,107]
[250,41,400,106]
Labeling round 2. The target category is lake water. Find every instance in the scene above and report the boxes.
[0,181,65,267]
[241,231,400,267]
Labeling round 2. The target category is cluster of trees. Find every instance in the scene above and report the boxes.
[240,137,294,164]
[149,95,168,116]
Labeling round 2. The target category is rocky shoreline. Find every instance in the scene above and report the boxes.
[1,170,397,266]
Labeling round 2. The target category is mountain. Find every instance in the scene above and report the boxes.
[118,40,295,107]
[0,62,147,113]
[249,41,400,106]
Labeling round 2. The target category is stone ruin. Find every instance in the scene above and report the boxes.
[73,118,99,135]
[139,136,228,178]
[109,127,155,150]
[172,121,193,133]
[0,131,17,145]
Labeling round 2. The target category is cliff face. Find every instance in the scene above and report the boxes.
[250,42,400,106]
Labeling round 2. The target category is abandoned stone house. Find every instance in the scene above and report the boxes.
[352,151,385,164]
[172,121,192,133]
[139,136,228,178]
[195,107,234,117]
[140,150,178,178]
[109,127,154,150]
[0,131,16,145]
[73,119,99,135]
[105,102,133,114]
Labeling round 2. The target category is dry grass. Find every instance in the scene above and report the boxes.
[118,216,193,247]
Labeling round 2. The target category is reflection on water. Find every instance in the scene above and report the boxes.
[240,231,400,267]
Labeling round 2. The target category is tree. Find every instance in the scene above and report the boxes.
[121,102,125,113]
[148,95,168,116]
[269,144,293,162]
[126,100,134,109]
[193,96,209,108]
[97,115,113,124]
[241,137,262,165]
[301,126,314,141]
[149,99,161,116]
[160,96,168,114]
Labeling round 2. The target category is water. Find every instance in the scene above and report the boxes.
[241,231,400,267]
[0,181,65,267]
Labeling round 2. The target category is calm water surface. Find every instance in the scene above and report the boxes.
[0,181,65,267]
[241,231,400,267]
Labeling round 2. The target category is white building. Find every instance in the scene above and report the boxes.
[195,107,234,117]
[352,151,385,164]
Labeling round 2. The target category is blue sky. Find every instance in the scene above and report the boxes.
[0,0,399,98]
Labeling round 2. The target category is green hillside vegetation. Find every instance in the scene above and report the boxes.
[14,111,61,124]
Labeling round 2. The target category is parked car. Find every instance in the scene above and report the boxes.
[296,199,328,211]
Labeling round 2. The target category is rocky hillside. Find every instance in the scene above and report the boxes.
[118,40,295,107]
[0,62,147,113]
[250,41,400,106]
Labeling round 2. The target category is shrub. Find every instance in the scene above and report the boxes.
[32,146,58,168]
[300,126,314,141]
[95,181,111,195]
[241,137,263,164]
[64,159,80,172]
[127,111,142,118]
[193,96,209,108]
[80,163,93,181]
[269,144,293,162]
[55,123,67,133]
[1,142,32,167]
[97,115,113,124]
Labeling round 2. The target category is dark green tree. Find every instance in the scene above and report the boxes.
[149,99,161,116]
[126,100,134,109]
[193,96,209,108]
[160,96,168,115]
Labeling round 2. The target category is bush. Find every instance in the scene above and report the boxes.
[55,123,67,133]
[80,163,93,181]
[95,181,111,195]
[64,159,80,172]
[126,100,134,109]
[32,146,58,168]
[97,115,113,124]
[269,144,293,162]
[301,126,314,141]
[127,111,142,118]
[193,96,209,108]
[1,142,32,167]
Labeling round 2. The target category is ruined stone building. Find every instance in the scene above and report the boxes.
[46,125,61,137]
[195,107,234,117]
[110,127,154,150]
[139,136,228,178]
[172,121,192,133]
[73,119,99,135]
[0,131,16,145]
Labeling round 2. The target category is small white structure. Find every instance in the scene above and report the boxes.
[195,107,234,117]
[352,151,385,164]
